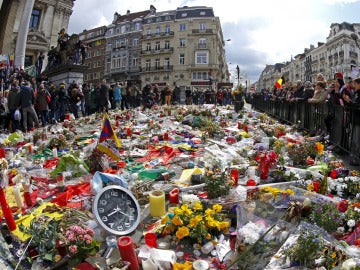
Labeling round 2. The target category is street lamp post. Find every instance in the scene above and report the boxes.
[236,65,240,87]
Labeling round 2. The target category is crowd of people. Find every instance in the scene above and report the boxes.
[0,65,238,135]
[255,72,360,166]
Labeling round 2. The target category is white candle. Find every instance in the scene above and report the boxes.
[12,185,24,209]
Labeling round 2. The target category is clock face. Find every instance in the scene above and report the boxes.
[93,185,141,235]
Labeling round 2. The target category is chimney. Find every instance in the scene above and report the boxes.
[127,10,130,15]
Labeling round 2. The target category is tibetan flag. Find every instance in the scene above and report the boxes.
[97,113,122,160]
[275,77,283,89]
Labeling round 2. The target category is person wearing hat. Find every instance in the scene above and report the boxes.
[343,77,360,166]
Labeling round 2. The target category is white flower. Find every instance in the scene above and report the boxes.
[337,227,345,233]
[341,258,356,270]
[354,207,360,213]
[347,219,356,228]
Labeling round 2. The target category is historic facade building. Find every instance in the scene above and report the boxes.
[0,0,74,70]
[257,22,360,91]
[140,5,229,91]
[79,26,107,86]
[104,7,153,86]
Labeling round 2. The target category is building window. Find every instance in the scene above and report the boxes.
[132,58,138,67]
[155,59,160,69]
[199,38,206,48]
[179,54,185,65]
[156,27,161,35]
[165,40,170,49]
[133,38,139,46]
[181,12,187,18]
[145,60,151,71]
[135,23,141,31]
[165,26,170,34]
[146,29,151,36]
[155,42,160,51]
[29,9,40,29]
[180,38,186,47]
[196,52,208,64]
[25,56,33,67]
[146,43,151,51]
[179,23,186,31]
[199,23,206,32]
[164,58,170,67]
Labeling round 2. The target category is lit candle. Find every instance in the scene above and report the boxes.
[149,190,166,217]
[117,236,140,270]
[169,188,179,204]
[12,185,24,209]
[164,131,169,141]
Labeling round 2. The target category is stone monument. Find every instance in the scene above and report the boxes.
[42,29,88,86]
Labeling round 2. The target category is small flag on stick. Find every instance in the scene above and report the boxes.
[97,113,122,160]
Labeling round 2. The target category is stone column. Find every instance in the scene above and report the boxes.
[42,4,55,38]
[14,0,35,68]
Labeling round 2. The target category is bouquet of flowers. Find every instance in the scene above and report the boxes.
[60,224,98,267]
[161,201,230,243]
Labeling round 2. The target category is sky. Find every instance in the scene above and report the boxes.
[68,0,360,84]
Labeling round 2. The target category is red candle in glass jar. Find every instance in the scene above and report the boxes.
[230,169,239,186]
[117,236,139,270]
[24,191,33,208]
[169,188,179,204]
[237,122,241,129]
[164,132,169,141]
[127,128,132,137]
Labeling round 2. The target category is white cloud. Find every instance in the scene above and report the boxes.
[68,0,360,83]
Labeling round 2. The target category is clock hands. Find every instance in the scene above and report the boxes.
[107,205,131,218]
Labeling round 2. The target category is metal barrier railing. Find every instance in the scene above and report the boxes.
[250,94,359,159]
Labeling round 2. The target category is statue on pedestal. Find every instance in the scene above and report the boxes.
[46,28,80,69]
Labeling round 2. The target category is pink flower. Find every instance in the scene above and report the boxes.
[68,245,78,254]
[84,234,92,244]
[66,231,76,242]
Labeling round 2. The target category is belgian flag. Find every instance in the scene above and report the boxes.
[275,76,285,89]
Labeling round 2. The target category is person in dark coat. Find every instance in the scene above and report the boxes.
[18,81,39,131]
[99,79,110,112]
[7,80,21,131]
[82,82,92,115]
[35,83,50,126]
[343,76,360,165]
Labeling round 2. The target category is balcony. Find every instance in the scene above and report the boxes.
[142,31,174,39]
[142,65,173,73]
[190,29,214,35]
[320,57,325,62]
[112,45,128,51]
[198,43,207,49]
[141,47,174,55]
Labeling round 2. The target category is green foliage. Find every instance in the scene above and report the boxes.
[310,199,343,233]
[282,229,323,267]
[19,215,61,262]
[204,170,230,199]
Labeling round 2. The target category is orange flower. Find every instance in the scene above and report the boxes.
[176,226,190,239]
